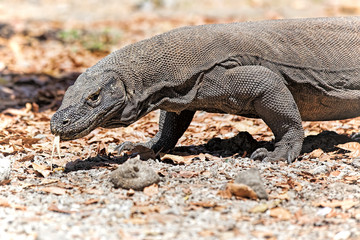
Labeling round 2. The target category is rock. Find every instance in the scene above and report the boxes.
[333,231,351,240]
[310,165,329,175]
[110,156,160,190]
[0,154,11,183]
[352,158,360,168]
[316,207,332,216]
[234,168,268,200]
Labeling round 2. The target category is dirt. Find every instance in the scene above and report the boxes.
[1,1,360,239]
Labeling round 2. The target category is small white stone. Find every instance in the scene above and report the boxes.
[352,158,360,168]
[0,154,11,182]
[310,165,329,175]
[333,230,351,240]
[316,207,332,216]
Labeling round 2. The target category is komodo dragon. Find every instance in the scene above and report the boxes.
[50,17,360,163]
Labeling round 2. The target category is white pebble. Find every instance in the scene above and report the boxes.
[0,154,11,182]
[333,230,351,240]
[316,207,332,216]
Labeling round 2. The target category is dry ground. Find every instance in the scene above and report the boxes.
[1,1,360,239]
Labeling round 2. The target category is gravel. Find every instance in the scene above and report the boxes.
[0,153,359,240]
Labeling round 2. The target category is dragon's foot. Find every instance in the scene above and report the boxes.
[250,142,302,163]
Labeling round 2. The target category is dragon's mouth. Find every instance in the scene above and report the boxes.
[51,110,107,141]
[61,104,126,140]
[56,121,98,141]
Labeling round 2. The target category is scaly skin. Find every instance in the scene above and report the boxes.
[51,17,360,163]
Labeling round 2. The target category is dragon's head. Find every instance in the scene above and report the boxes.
[50,62,139,140]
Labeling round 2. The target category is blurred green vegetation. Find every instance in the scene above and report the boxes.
[57,28,122,52]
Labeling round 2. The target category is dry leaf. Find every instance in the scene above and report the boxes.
[39,179,59,185]
[199,230,215,237]
[190,201,217,208]
[0,145,15,154]
[318,154,331,161]
[0,198,26,210]
[41,186,67,195]
[123,145,156,160]
[270,207,292,220]
[273,192,290,201]
[226,183,258,200]
[217,188,232,199]
[251,231,275,239]
[82,188,104,195]
[22,137,40,146]
[330,170,341,177]
[160,153,193,165]
[308,149,324,159]
[32,162,52,177]
[201,170,211,177]
[157,168,168,177]
[249,203,269,213]
[10,138,22,146]
[337,142,360,158]
[275,182,291,190]
[197,153,207,161]
[123,218,147,225]
[179,171,198,178]
[0,198,11,207]
[143,184,159,196]
[233,120,261,135]
[12,204,27,211]
[118,229,138,240]
[287,178,303,192]
[343,175,359,183]
[18,154,34,162]
[325,208,338,218]
[83,198,100,205]
[314,199,359,210]
[88,136,114,144]
[0,179,11,185]
[48,204,74,214]
[131,205,161,214]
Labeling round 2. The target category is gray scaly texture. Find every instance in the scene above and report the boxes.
[51,17,360,163]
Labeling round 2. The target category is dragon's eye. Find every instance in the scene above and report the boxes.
[88,89,101,101]
[87,88,101,106]
[89,92,100,101]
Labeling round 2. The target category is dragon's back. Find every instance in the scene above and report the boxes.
[159,17,360,70]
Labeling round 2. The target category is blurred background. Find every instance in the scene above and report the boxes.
[1,0,360,22]
[0,0,359,111]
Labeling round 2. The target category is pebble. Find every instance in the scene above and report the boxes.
[316,207,332,216]
[310,165,329,175]
[352,158,360,168]
[110,156,160,190]
[333,230,351,240]
[235,168,268,200]
[0,154,11,182]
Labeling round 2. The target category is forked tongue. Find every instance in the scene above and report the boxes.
[50,135,62,170]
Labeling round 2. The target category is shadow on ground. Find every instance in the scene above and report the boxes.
[0,72,80,112]
[63,130,359,172]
